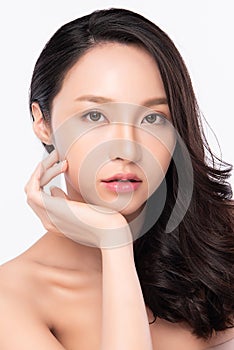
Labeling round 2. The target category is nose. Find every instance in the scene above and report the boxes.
[108,123,142,163]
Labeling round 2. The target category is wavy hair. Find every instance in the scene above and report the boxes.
[29,7,234,339]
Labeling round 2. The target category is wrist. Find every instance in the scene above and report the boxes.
[101,239,134,259]
[99,225,133,251]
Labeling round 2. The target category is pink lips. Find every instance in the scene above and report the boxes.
[102,173,142,182]
[101,173,142,193]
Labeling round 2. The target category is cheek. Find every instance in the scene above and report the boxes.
[64,138,102,195]
[64,142,84,190]
[141,140,174,197]
[143,132,174,171]
[155,145,173,173]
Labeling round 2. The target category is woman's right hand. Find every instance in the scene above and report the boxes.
[24,150,133,249]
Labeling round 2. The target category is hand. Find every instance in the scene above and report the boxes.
[24,150,133,249]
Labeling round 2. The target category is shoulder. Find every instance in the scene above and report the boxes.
[148,316,205,350]
[0,259,39,327]
[205,328,234,349]
[146,310,234,350]
[0,260,39,318]
[0,257,51,322]
[1,257,40,292]
[0,260,66,349]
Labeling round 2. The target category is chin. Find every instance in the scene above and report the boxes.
[120,202,146,221]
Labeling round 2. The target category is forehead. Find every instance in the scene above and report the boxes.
[60,43,165,99]
[51,43,168,122]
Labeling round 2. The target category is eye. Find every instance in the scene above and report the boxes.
[142,113,166,125]
[82,111,106,123]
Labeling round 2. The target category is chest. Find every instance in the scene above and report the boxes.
[38,274,231,350]
[46,277,103,350]
[46,289,204,350]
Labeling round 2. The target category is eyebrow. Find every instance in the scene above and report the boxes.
[74,94,168,107]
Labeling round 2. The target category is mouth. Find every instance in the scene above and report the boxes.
[102,179,140,183]
[101,173,142,183]
[101,173,142,193]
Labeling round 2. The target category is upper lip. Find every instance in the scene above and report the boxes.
[102,173,142,182]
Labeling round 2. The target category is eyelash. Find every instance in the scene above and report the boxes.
[81,110,167,125]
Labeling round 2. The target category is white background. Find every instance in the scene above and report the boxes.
[0,0,233,264]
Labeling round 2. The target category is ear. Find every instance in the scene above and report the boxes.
[31,102,53,145]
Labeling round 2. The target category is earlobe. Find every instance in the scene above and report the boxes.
[31,102,53,145]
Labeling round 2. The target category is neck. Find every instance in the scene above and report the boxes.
[26,230,102,274]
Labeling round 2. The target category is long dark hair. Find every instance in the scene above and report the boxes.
[29,8,234,339]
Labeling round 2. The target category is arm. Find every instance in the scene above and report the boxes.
[100,242,153,350]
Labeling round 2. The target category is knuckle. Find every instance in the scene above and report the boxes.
[26,191,36,205]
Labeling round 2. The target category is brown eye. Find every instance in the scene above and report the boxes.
[82,111,106,122]
[143,113,165,125]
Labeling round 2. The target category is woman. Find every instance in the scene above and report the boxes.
[0,7,233,350]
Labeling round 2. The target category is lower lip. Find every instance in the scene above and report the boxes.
[101,181,142,193]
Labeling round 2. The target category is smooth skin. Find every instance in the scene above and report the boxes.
[1,43,233,349]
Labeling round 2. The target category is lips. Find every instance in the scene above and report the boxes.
[101,173,142,193]
[101,173,142,182]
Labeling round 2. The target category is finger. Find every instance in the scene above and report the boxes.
[24,153,51,194]
[41,149,60,171]
[40,160,67,187]
[50,186,70,200]
[24,162,43,194]
[25,163,45,206]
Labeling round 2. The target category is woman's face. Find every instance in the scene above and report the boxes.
[50,43,176,219]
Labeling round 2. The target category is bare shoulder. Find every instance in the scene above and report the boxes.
[0,257,49,323]
[0,258,65,349]
[148,315,205,350]
[206,328,234,348]
[1,257,43,296]
[146,309,234,350]
[0,258,40,317]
